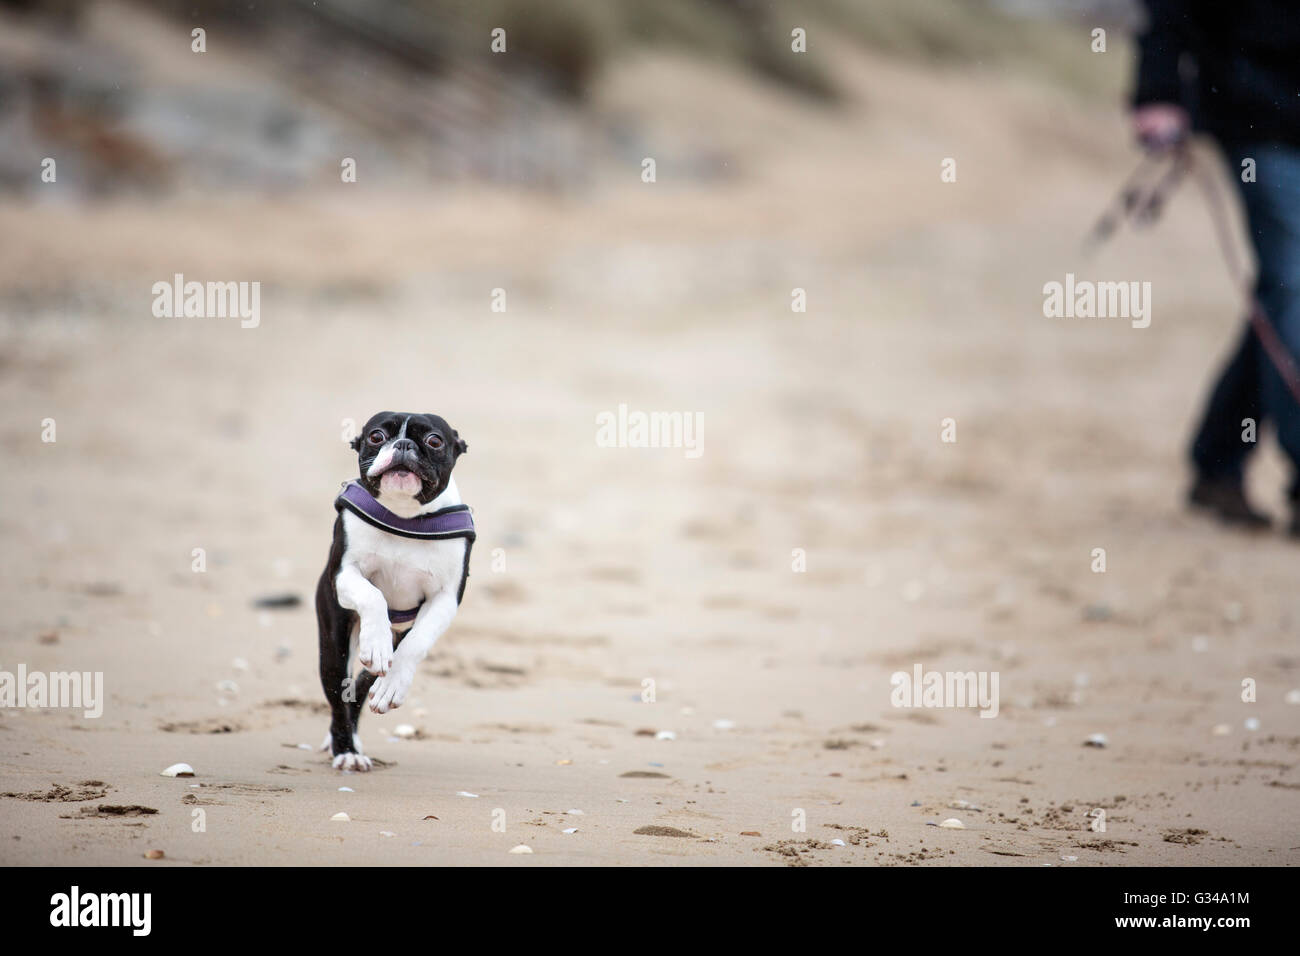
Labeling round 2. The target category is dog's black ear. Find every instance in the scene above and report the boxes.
[454,431,468,455]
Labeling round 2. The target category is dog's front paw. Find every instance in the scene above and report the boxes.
[332,751,373,772]
[358,620,394,675]
[368,665,414,714]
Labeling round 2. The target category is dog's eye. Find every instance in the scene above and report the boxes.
[367,430,386,446]
[424,433,445,450]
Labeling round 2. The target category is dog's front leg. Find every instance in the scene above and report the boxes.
[369,592,457,714]
[335,563,394,676]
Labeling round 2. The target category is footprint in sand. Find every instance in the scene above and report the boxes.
[62,804,158,819]
[159,718,245,734]
[2,781,108,802]
[634,825,696,838]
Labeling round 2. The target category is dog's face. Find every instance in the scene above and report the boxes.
[351,411,467,504]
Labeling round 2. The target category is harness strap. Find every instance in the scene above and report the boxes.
[334,480,477,605]
[388,605,422,625]
[335,481,476,541]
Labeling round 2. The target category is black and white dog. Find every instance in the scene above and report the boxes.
[315,412,474,771]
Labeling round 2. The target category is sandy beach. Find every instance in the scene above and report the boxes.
[1,8,1298,867]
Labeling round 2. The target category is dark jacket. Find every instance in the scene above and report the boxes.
[1134,0,1300,147]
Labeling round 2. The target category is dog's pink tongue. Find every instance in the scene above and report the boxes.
[379,470,421,496]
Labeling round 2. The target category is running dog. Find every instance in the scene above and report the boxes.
[315,412,474,771]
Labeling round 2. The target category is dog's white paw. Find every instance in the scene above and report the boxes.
[332,751,373,772]
[358,621,394,675]
[368,666,413,714]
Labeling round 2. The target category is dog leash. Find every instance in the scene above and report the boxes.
[1085,140,1300,406]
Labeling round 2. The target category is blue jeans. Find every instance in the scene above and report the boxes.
[1191,142,1300,497]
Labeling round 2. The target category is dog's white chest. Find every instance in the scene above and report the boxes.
[340,512,466,613]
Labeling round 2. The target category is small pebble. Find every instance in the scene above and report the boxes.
[252,593,300,609]
[1083,733,1108,748]
[331,812,350,822]
[1212,724,1231,736]
[556,759,572,766]
[655,730,676,741]
[338,787,354,792]
[712,719,735,731]
[508,844,533,854]
[144,849,165,860]
[394,724,417,739]
[457,791,479,798]
[379,831,395,837]
[938,818,965,829]
[1060,855,1078,862]
[231,657,249,672]
[1082,603,1112,621]
[160,763,195,777]
[216,679,240,696]
[1244,717,1260,731]
[297,743,312,750]
[566,809,584,816]
[740,831,761,836]
[830,839,846,847]
[562,827,579,834]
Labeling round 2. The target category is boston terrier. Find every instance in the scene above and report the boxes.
[315,412,475,771]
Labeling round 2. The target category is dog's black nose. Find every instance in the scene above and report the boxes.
[391,438,417,454]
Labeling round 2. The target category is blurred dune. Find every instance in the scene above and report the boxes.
[2,0,1298,867]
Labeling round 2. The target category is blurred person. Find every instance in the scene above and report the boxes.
[1132,1,1300,533]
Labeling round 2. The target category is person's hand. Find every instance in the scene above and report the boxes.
[1132,103,1190,151]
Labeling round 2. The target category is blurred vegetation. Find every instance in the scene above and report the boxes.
[423,0,1123,101]
[10,0,1124,103]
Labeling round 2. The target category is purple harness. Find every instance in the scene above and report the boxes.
[334,481,477,621]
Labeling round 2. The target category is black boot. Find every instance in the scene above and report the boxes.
[1188,475,1271,529]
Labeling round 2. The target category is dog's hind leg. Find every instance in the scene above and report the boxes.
[347,667,378,743]
[318,570,372,771]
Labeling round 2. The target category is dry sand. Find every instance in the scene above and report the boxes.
[1,39,1298,866]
